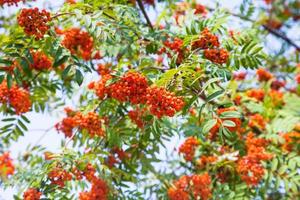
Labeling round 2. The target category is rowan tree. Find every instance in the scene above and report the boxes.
[0,0,299,199]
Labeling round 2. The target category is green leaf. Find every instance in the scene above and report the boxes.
[222,120,236,127]
[6,74,13,88]
[62,65,72,79]
[53,55,69,68]
[202,119,217,134]
[206,90,224,102]
[75,69,84,86]
[0,75,5,84]
[220,111,241,118]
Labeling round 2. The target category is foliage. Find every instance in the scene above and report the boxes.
[0,0,299,199]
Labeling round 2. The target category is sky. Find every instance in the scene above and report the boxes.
[0,0,299,199]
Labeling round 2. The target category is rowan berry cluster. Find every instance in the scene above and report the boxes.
[178,137,200,161]
[31,51,53,71]
[168,173,212,200]
[97,63,111,76]
[269,90,284,106]
[17,8,51,40]
[88,74,112,100]
[0,0,24,6]
[248,113,266,130]
[79,177,109,200]
[89,71,185,118]
[106,147,129,168]
[23,188,42,200]
[194,4,207,15]
[60,28,94,60]
[109,72,148,104]
[204,49,229,64]
[246,88,265,101]
[233,71,247,80]
[146,86,185,118]
[78,164,109,200]
[55,108,105,138]
[128,108,147,128]
[48,167,73,187]
[0,152,14,177]
[271,79,286,90]
[237,133,272,186]
[192,28,220,50]
[197,155,217,169]
[161,38,185,64]
[191,28,229,64]
[0,81,31,114]
[256,68,273,82]
[281,132,300,152]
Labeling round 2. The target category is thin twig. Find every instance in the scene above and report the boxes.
[31,126,54,148]
[51,12,75,19]
[136,0,154,30]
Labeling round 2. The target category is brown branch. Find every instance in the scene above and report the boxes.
[136,0,153,30]
[262,25,300,51]
[206,7,300,51]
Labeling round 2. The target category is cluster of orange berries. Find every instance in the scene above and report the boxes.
[281,132,300,152]
[0,152,14,177]
[161,38,185,64]
[271,79,286,90]
[23,163,108,200]
[178,137,200,161]
[31,50,53,71]
[0,81,31,114]
[146,86,185,118]
[78,164,109,200]
[246,88,265,101]
[0,0,24,6]
[237,133,272,186]
[88,74,111,100]
[193,28,229,64]
[48,167,73,187]
[192,28,220,50]
[197,155,217,169]
[59,28,94,60]
[269,90,284,107]
[79,177,109,200]
[256,68,273,82]
[128,108,147,128]
[168,173,212,200]
[233,71,247,81]
[89,71,185,118]
[55,108,105,138]
[23,188,42,200]
[248,113,266,130]
[17,8,51,40]
[194,4,207,15]
[204,49,229,64]
[106,147,129,168]
[109,72,149,104]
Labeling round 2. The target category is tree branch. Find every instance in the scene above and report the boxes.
[206,7,300,51]
[262,25,300,51]
[136,0,153,30]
